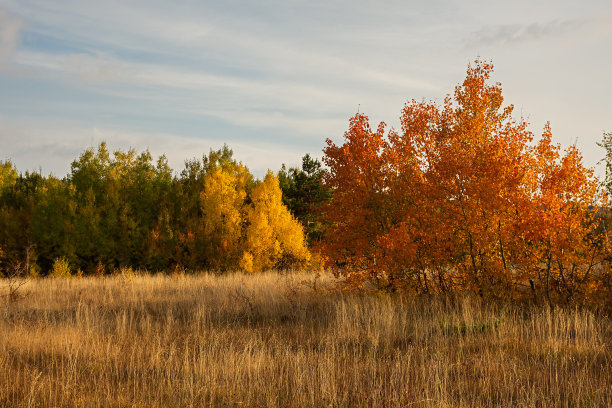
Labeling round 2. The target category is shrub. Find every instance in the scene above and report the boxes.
[49,257,72,278]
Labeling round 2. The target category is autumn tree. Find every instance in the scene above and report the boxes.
[241,172,311,272]
[0,161,17,193]
[322,60,607,305]
[322,115,390,284]
[174,145,253,270]
[529,128,609,307]
[200,163,250,270]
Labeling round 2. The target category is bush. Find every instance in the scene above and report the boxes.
[49,257,72,278]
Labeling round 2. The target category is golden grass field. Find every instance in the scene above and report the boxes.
[1,271,610,407]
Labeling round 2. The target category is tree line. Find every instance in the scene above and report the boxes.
[0,145,329,275]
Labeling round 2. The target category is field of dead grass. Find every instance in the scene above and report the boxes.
[1,271,610,407]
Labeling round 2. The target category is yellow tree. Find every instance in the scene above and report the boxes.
[200,164,250,270]
[240,172,310,272]
[0,161,17,192]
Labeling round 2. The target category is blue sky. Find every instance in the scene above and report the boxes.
[0,0,611,178]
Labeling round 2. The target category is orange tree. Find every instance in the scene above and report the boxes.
[321,115,391,287]
[321,60,607,306]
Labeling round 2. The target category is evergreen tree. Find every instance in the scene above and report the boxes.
[278,154,331,244]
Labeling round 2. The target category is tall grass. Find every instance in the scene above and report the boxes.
[1,271,610,407]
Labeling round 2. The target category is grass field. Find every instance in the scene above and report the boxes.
[1,271,610,407]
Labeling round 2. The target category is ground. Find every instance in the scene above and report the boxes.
[1,271,610,407]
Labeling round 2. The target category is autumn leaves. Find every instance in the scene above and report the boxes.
[321,60,609,306]
[172,161,311,273]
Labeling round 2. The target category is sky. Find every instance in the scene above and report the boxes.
[0,0,610,178]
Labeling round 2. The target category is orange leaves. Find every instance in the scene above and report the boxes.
[322,114,390,269]
[321,60,606,305]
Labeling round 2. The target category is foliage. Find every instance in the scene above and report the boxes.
[0,171,41,273]
[0,144,309,275]
[322,60,608,307]
[200,164,249,270]
[49,257,72,278]
[278,154,331,244]
[0,161,17,193]
[241,172,311,272]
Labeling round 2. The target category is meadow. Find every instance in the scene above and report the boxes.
[1,271,610,407]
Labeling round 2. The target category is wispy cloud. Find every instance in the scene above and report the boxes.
[0,8,21,69]
[465,18,594,49]
[13,48,413,138]
[60,52,130,83]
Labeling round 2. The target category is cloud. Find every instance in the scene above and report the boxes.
[4,0,441,94]
[2,0,442,153]
[197,108,346,138]
[0,8,22,69]
[465,18,590,49]
[13,48,404,133]
[60,52,141,83]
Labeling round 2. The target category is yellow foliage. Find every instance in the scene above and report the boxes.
[242,172,310,272]
[201,166,248,269]
[239,252,254,273]
[197,166,310,272]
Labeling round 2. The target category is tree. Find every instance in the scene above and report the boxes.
[321,60,606,305]
[0,172,43,273]
[177,145,254,270]
[70,142,112,270]
[278,154,331,243]
[0,161,18,268]
[30,176,76,272]
[69,143,180,271]
[143,155,176,270]
[598,131,612,196]
[321,114,390,285]
[241,172,311,272]
[200,165,249,270]
[0,161,17,193]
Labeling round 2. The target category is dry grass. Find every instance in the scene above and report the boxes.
[1,271,610,407]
